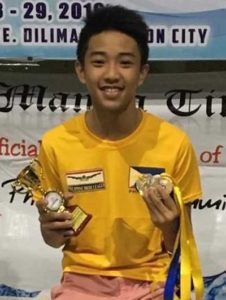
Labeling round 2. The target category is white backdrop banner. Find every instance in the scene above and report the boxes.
[1,0,226,60]
[0,81,226,299]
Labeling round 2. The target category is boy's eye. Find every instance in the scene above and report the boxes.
[91,60,105,66]
[121,60,133,66]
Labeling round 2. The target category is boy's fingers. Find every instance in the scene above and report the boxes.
[36,197,48,215]
[63,192,74,206]
[64,192,74,198]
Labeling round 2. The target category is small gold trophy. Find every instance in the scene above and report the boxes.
[135,173,173,196]
[12,159,91,235]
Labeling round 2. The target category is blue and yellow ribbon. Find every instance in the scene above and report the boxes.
[164,181,204,300]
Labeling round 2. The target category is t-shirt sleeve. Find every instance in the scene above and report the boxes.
[172,133,202,203]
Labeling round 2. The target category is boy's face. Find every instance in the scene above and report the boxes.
[76,30,149,113]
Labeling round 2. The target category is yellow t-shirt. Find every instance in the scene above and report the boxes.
[38,111,202,282]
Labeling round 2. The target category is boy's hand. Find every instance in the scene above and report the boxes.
[36,193,75,248]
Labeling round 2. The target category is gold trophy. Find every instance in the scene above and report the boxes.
[12,159,91,235]
[135,173,173,196]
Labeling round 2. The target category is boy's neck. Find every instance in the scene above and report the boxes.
[85,108,143,141]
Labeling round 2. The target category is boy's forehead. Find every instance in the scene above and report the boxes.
[86,31,140,54]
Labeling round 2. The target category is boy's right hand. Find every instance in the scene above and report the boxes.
[36,193,75,248]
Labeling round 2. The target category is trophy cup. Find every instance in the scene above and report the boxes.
[12,159,91,235]
[135,173,173,196]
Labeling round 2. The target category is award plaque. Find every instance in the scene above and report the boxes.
[135,173,173,196]
[12,159,91,235]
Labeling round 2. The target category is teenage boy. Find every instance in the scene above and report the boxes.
[36,5,202,300]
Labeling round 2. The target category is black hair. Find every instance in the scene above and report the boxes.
[77,5,149,66]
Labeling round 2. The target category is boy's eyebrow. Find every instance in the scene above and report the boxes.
[89,51,105,57]
[89,51,136,58]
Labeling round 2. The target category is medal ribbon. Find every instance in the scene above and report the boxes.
[164,184,204,300]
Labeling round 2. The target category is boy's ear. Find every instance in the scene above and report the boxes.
[74,61,86,84]
[138,63,150,87]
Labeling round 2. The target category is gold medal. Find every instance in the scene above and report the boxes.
[135,174,153,196]
[135,173,173,196]
[159,173,173,194]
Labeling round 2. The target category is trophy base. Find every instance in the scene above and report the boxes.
[71,205,92,236]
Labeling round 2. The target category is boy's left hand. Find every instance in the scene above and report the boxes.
[143,185,180,231]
